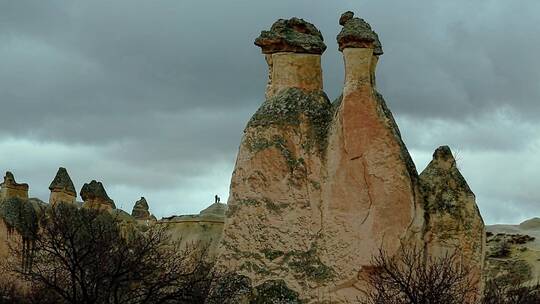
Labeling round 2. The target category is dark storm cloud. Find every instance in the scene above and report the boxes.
[1,0,539,222]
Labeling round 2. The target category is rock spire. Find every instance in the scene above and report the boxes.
[131,197,156,221]
[48,167,77,206]
[420,146,486,293]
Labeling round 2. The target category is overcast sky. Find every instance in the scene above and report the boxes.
[1,0,539,224]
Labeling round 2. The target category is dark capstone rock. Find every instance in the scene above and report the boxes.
[80,180,116,209]
[339,11,354,26]
[255,17,326,54]
[131,197,151,220]
[252,280,301,304]
[337,11,383,54]
[49,167,76,195]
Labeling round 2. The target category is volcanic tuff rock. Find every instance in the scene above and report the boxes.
[80,180,116,210]
[420,146,486,292]
[131,197,156,221]
[215,12,485,303]
[49,167,77,206]
[215,13,425,303]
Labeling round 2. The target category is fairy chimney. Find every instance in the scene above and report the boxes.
[48,167,77,206]
[0,172,29,200]
[213,12,483,303]
[254,17,326,98]
[131,197,156,221]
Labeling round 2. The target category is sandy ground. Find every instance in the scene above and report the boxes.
[486,218,540,282]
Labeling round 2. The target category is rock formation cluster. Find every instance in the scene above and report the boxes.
[214,12,486,303]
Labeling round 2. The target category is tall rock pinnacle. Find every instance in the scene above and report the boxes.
[80,180,116,210]
[215,16,334,302]
[420,146,486,295]
[131,197,156,221]
[48,167,77,206]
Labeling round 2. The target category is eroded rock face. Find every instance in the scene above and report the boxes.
[215,14,426,303]
[80,180,116,210]
[131,197,156,221]
[49,167,77,206]
[0,172,29,200]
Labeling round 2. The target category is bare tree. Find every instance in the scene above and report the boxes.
[6,203,218,304]
[360,245,479,304]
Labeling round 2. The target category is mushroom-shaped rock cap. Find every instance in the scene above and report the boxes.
[337,11,383,54]
[255,17,327,54]
[80,180,115,208]
[49,167,76,195]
